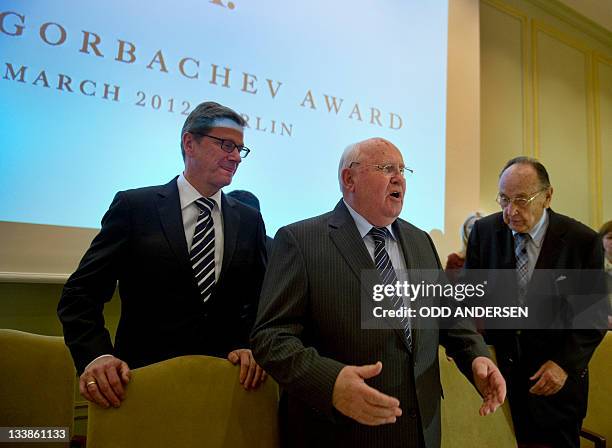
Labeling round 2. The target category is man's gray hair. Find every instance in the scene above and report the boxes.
[338,142,363,192]
[180,101,246,159]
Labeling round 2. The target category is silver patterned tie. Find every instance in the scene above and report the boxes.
[369,226,412,351]
[191,197,216,303]
[514,232,530,303]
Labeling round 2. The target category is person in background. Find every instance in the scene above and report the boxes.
[465,156,606,447]
[227,189,274,254]
[445,212,483,283]
[58,101,268,409]
[599,220,612,329]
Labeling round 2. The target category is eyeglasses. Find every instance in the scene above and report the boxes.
[349,162,413,177]
[195,133,251,158]
[496,189,545,208]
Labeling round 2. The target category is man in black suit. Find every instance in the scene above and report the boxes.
[251,138,506,448]
[227,189,274,254]
[464,156,606,447]
[58,101,268,409]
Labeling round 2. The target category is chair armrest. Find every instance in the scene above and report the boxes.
[580,428,606,448]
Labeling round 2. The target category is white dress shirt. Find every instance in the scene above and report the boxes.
[343,200,409,282]
[177,173,224,281]
[85,175,226,370]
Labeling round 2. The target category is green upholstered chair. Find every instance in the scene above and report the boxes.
[440,346,516,448]
[86,355,280,448]
[0,329,75,448]
[580,331,612,448]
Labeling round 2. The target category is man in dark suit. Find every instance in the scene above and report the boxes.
[464,156,606,447]
[227,189,274,254]
[251,138,506,447]
[58,101,268,409]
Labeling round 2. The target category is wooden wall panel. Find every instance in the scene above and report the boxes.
[480,1,527,213]
[535,29,590,223]
[596,59,612,223]
[481,0,612,229]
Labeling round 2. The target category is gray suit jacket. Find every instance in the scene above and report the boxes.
[251,201,489,448]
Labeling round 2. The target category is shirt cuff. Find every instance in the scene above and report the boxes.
[84,354,113,371]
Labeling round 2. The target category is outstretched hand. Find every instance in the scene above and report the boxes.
[332,361,402,425]
[472,356,506,416]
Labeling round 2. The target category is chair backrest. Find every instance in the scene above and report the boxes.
[0,329,75,447]
[439,346,516,448]
[582,331,612,444]
[87,355,280,448]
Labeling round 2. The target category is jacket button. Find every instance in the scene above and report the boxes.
[409,409,418,418]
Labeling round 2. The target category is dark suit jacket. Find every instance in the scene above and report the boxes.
[251,201,489,448]
[58,177,267,373]
[464,209,605,428]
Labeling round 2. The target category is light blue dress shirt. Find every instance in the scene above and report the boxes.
[512,208,549,282]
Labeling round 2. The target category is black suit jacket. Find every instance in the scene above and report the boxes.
[251,201,489,448]
[464,209,605,426]
[58,177,267,373]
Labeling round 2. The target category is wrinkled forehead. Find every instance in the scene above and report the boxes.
[499,164,540,194]
[360,138,404,163]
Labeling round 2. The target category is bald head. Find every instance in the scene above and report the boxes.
[338,138,398,192]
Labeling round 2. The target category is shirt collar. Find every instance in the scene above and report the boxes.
[343,199,397,240]
[512,208,548,248]
[177,173,222,212]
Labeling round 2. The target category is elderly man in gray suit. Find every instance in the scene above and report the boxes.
[251,137,506,447]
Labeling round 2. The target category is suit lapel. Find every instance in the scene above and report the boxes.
[328,201,415,349]
[535,209,564,270]
[328,201,376,286]
[394,221,425,354]
[497,217,516,269]
[219,193,240,280]
[156,177,193,278]
[155,182,243,296]
[490,217,520,302]
[328,201,414,353]
[394,220,421,271]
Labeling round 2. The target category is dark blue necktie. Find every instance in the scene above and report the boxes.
[369,226,412,351]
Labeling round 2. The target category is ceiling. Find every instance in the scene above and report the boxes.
[558,0,612,32]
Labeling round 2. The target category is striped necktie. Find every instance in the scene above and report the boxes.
[514,232,530,303]
[191,197,216,303]
[369,226,412,351]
